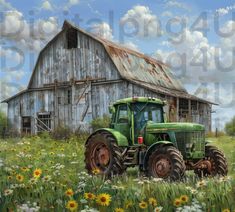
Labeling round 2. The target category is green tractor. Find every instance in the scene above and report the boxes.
[85,97,228,180]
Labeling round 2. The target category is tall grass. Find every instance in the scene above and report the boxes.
[0,135,234,211]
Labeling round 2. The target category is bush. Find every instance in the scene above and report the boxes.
[225,116,235,136]
[91,114,111,131]
[51,125,72,140]
[0,111,7,138]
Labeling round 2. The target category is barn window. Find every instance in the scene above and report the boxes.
[22,117,31,134]
[66,28,78,49]
[67,89,72,104]
[58,97,62,105]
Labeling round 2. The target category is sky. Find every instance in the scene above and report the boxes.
[1,0,235,131]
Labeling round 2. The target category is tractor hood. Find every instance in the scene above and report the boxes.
[146,122,205,133]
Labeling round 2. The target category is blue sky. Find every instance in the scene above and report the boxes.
[1,0,235,130]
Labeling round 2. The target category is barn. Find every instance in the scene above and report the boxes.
[2,20,214,134]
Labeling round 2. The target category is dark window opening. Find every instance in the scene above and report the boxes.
[22,117,31,134]
[58,97,62,105]
[67,89,72,104]
[67,28,78,49]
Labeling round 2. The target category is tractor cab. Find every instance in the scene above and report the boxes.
[110,97,165,144]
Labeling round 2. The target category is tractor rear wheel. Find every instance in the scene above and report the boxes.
[85,131,125,177]
[147,146,185,181]
[195,145,228,177]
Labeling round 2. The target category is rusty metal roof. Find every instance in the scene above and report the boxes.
[1,20,216,105]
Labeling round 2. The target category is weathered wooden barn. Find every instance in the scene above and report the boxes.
[2,20,214,134]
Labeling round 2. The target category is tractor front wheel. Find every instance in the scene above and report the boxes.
[194,145,228,177]
[85,131,125,177]
[147,146,185,181]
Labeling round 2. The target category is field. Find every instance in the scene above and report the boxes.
[0,134,235,212]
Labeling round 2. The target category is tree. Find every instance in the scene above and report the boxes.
[225,116,235,136]
[0,110,7,138]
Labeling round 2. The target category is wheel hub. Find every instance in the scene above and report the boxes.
[154,157,171,177]
[90,142,110,172]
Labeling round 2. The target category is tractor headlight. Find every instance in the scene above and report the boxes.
[185,143,193,149]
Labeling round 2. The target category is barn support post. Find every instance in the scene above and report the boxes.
[176,97,179,122]
[188,99,191,122]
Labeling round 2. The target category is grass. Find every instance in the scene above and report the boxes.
[0,134,234,212]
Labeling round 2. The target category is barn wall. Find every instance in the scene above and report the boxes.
[7,90,55,134]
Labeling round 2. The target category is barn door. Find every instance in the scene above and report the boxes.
[36,112,52,133]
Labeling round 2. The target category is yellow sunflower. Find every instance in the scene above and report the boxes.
[149,197,157,206]
[139,201,148,209]
[66,200,78,211]
[180,195,189,204]
[84,192,96,200]
[115,208,124,212]
[96,193,111,206]
[222,209,230,212]
[125,201,133,209]
[16,174,24,182]
[21,167,29,172]
[92,168,101,175]
[7,176,13,180]
[173,198,182,207]
[65,189,74,197]
[33,168,42,178]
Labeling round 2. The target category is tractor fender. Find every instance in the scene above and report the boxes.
[86,128,129,147]
[205,140,213,145]
[142,141,175,170]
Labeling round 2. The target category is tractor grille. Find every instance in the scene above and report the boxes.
[175,131,205,157]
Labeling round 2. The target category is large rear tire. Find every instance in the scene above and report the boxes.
[195,145,228,177]
[85,131,125,177]
[147,145,186,181]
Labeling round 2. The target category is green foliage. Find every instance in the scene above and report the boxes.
[225,116,235,136]
[0,110,7,138]
[91,114,111,131]
[51,125,72,140]
[0,136,234,211]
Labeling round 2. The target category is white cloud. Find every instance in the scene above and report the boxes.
[122,41,139,51]
[166,0,190,11]
[120,5,162,38]
[69,0,79,6]
[215,4,235,16]
[42,1,53,10]
[0,11,59,52]
[161,11,173,17]
[0,0,13,9]
[90,22,113,40]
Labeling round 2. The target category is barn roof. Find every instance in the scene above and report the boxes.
[1,20,216,105]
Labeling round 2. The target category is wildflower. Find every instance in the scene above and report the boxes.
[21,167,29,172]
[180,195,189,204]
[42,175,51,182]
[96,193,111,206]
[16,174,24,182]
[92,168,100,175]
[4,189,13,196]
[125,200,133,209]
[7,176,13,180]
[66,200,78,211]
[173,198,181,207]
[84,192,96,200]
[115,208,124,212]
[139,201,148,209]
[196,180,206,188]
[33,168,42,178]
[65,189,74,197]
[154,206,163,212]
[149,197,157,206]
[222,209,230,212]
